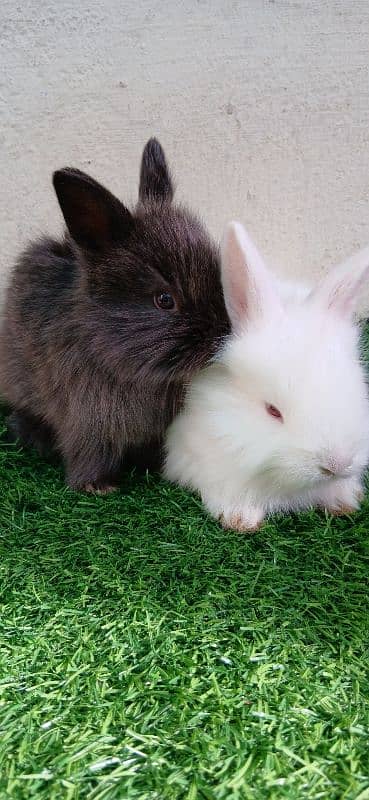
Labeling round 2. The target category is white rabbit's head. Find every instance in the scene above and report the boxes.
[217,222,369,504]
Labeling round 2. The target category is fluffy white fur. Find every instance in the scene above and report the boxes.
[164,222,369,532]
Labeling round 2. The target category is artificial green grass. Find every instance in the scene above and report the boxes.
[0,418,369,799]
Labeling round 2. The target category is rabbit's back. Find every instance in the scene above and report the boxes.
[0,236,76,410]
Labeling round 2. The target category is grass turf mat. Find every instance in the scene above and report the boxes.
[0,413,369,799]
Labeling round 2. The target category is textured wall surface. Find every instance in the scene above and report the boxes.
[1,1,369,306]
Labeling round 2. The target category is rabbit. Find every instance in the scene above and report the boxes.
[0,138,230,492]
[164,221,369,531]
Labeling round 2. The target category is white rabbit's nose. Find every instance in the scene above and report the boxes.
[319,465,335,477]
[319,456,353,478]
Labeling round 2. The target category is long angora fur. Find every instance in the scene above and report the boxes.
[164,222,369,531]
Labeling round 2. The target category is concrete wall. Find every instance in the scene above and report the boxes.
[1,1,369,307]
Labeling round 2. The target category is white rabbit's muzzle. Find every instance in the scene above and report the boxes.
[256,449,359,496]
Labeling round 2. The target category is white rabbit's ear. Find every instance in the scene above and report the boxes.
[221,221,282,331]
[309,245,369,317]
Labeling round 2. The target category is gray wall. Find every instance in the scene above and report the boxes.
[1,1,369,305]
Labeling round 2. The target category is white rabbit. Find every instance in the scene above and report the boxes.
[164,221,369,532]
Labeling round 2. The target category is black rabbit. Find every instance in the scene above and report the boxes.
[0,138,229,492]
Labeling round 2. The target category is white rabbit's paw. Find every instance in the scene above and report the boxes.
[321,478,364,516]
[218,505,264,533]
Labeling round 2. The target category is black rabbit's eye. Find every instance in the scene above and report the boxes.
[154,292,175,311]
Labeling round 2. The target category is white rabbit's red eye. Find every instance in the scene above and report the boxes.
[265,403,283,422]
[154,292,176,311]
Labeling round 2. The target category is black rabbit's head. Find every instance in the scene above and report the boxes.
[53,138,229,381]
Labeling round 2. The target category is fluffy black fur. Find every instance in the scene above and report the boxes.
[0,138,229,491]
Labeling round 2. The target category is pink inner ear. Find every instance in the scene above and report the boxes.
[221,224,252,330]
[311,246,369,317]
[222,223,261,330]
[227,273,249,322]
[325,274,361,313]
[221,221,283,332]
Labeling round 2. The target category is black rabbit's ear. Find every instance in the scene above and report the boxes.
[139,138,174,205]
[53,168,133,252]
